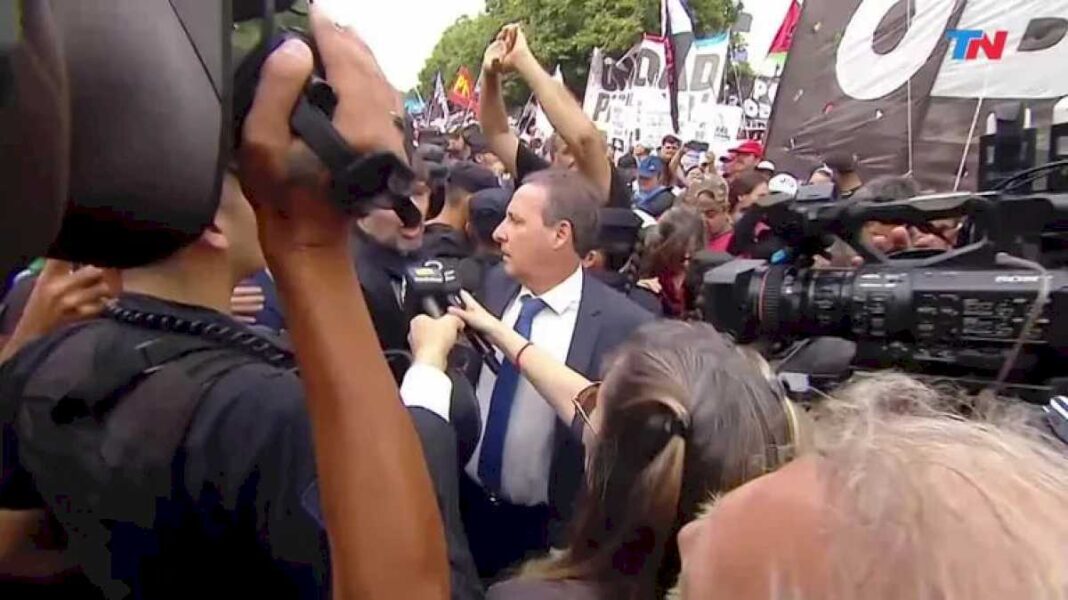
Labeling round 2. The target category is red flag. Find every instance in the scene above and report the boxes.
[768,0,801,56]
[448,66,477,111]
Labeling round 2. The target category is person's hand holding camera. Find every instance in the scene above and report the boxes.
[238,5,449,600]
[239,6,406,260]
[409,314,465,372]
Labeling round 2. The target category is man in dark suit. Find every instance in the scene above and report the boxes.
[462,169,654,577]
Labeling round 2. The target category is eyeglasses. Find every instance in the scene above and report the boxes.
[572,382,601,437]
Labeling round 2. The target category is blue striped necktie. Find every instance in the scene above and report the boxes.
[478,295,549,496]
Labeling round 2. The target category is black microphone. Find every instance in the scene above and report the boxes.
[407,259,501,374]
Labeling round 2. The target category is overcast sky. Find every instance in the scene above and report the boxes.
[317,0,487,91]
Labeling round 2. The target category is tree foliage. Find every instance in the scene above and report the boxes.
[418,0,737,109]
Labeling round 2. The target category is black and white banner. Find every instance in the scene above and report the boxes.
[767,0,1068,190]
[582,34,738,154]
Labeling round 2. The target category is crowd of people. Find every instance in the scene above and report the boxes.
[2,10,1068,600]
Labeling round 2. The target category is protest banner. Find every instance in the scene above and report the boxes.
[583,34,739,153]
[768,0,1068,191]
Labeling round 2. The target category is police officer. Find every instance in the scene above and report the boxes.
[424,162,501,261]
[0,174,329,598]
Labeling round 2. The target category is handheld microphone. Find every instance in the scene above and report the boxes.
[406,259,501,374]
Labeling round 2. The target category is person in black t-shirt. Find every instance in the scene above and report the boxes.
[457,188,511,293]
[423,162,500,261]
[478,24,631,209]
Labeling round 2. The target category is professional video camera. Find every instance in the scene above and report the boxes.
[703,177,1068,401]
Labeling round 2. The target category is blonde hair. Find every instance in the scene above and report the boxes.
[803,374,1068,600]
[523,322,799,599]
[680,174,729,213]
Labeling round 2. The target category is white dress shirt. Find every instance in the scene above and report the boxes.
[464,266,584,506]
[399,363,453,422]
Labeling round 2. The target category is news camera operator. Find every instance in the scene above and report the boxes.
[1,5,452,599]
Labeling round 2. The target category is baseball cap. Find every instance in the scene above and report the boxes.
[662,134,682,146]
[769,173,800,196]
[596,207,643,255]
[468,188,511,243]
[638,156,665,178]
[682,175,730,213]
[756,160,776,173]
[448,162,499,194]
[729,139,765,158]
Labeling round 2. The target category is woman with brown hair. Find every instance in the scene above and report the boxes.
[639,207,706,318]
[727,169,770,218]
[446,302,804,600]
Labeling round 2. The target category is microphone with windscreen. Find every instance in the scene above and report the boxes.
[406,259,501,375]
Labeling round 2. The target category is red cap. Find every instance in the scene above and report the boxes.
[730,140,765,158]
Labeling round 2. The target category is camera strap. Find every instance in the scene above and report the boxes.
[288,82,421,228]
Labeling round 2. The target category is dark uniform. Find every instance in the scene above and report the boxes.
[0,292,485,600]
[0,293,327,599]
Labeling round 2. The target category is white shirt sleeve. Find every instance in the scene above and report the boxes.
[400,362,453,422]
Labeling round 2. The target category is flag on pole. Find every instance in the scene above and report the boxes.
[428,71,450,128]
[661,0,695,133]
[449,66,478,111]
[766,0,801,73]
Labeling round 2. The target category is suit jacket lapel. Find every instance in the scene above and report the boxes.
[483,266,521,319]
[566,271,604,377]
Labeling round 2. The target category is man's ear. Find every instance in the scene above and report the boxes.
[553,220,574,251]
[200,220,230,252]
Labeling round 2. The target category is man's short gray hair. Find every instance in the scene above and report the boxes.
[523,169,601,256]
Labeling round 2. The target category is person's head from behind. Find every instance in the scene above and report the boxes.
[549,133,576,170]
[633,143,650,161]
[525,321,797,599]
[467,188,511,255]
[823,150,862,193]
[676,374,1068,600]
[638,156,666,193]
[444,162,499,218]
[122,171,264,299]
[728,169,770,218]
[583,207,642,273]
[357,160,433,256]
[640,207,706,280]
[494,169,599,292]
[680,175,731,238]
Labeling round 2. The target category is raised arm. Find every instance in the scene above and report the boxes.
[239,9,447,599]
[499,25,613,200]
[479,35,520,178]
